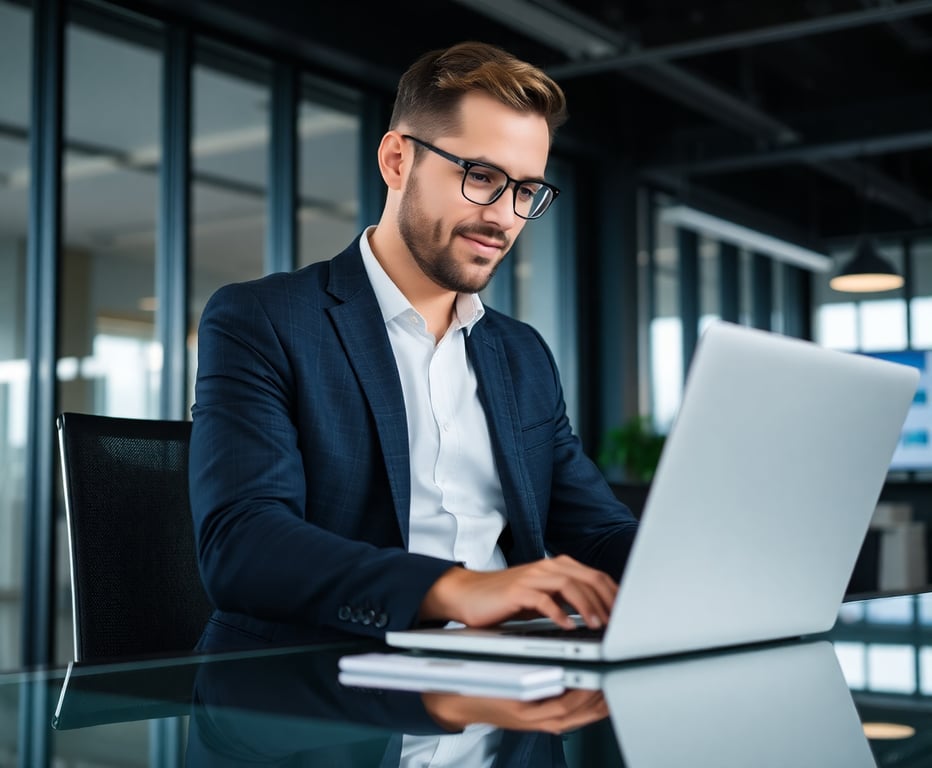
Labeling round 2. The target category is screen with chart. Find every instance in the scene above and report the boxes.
[865,350,930,471]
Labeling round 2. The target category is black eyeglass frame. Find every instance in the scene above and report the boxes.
[402,134,560,220]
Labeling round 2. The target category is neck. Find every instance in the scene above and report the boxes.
[368,223,457,341]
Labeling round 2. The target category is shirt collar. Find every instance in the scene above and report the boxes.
[359,227,485,335]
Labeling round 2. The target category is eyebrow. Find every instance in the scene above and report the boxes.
[467,155,549,185]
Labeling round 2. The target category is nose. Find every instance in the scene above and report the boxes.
[479,186,518,230]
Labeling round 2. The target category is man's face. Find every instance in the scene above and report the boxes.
[397,92,552,294]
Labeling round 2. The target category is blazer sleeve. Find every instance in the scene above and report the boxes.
[189,280,456,638]
[528,329,640,581]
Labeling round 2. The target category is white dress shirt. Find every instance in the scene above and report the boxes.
[359,229,508,572]
[359,229,505,766]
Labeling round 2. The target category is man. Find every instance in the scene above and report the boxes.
[189,40,639,653]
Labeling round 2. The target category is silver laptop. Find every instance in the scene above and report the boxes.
[386,321,919,662]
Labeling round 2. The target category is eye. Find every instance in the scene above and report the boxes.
[516,184,538,201]
[466,167,495,186]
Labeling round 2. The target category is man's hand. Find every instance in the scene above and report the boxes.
[422,688,608,733]
[419,555,617,630]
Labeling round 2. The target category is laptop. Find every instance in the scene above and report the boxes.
[386,321,919,662]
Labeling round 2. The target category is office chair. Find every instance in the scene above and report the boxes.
[56,411,214,662]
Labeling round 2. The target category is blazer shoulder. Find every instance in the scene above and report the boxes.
[203,236,368,315]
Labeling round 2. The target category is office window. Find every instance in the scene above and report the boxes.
[58,10,163,664]
[771,262,786,334]
[867,644,916,694]
[738,249,753,327]
[833,641,866,689]
[512,158,578,427]
[188,45,271,410]
[910,239,932,348]
[650,213,682,432]
[0,0,31,671]
[698,236,720,330]
[59,17,162,419]
[919,592,932,625]
[861,298,907,351]
[817,302,858,350]
[298,80,361,266]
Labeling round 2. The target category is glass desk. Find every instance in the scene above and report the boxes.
[5,591,932,767]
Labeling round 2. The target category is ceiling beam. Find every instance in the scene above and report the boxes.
[860,0,932,51]
[645,128,932,176]
[465,0,932,227]
[547,0,932,79]
[643,169,830,251]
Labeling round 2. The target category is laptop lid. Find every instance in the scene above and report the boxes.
[387,322,918,662]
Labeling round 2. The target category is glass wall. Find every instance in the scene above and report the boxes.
[646,198,797,433]
[57,8,164,664]
[649,208,683,433]
[513,158,579,427]
[911,240,932,348]
[698,236,720,332]
[0,0,32,671]
[187,45,271,411]
[298,79,361,267]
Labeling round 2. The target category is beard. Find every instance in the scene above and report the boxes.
[397,173,511,294]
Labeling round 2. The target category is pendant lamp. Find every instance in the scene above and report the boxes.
[829,236,903,293]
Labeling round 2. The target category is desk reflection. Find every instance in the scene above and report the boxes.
[185,644,598,767]
[182,638,874,767]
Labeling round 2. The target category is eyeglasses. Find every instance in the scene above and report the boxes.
[402,135,559,220]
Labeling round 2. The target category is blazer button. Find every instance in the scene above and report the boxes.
[338,605,351,621]
[362,609,376,626]
[351,608,363,623]
[374,612,389,628]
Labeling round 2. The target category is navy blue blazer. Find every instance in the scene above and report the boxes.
[189,235,638,649]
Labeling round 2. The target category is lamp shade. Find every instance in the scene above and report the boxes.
[829,237,904,293]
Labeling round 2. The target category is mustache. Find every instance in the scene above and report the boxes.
[454,224,510,250]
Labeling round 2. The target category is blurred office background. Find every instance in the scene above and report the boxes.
[2,0,932,676]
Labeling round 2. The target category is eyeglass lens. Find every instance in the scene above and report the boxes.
[462,165,554,219]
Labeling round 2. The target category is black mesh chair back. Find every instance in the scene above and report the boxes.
[57,411,213,662]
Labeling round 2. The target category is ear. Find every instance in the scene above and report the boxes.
[377,131,408,191]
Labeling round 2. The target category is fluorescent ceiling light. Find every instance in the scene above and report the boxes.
[660,205,832,272]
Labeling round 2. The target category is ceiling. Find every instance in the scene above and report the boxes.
[136,0,932,255]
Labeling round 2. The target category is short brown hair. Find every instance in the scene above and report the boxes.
[389,41,567,143]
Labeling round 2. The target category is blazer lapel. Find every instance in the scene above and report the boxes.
[326,245,412,545]
[466,323,545,562]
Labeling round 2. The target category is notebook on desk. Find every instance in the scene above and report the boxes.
[386,321,919,662]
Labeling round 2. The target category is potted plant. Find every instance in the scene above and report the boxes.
[598,415,666,484]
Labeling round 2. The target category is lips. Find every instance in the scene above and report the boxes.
[458,228,508,254]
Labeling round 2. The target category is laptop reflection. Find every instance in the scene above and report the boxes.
[593,638,875,768]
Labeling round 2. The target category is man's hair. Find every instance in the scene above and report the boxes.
[389,41,568,143]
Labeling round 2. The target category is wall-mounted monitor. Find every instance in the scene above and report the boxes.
[864,350,930,471]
